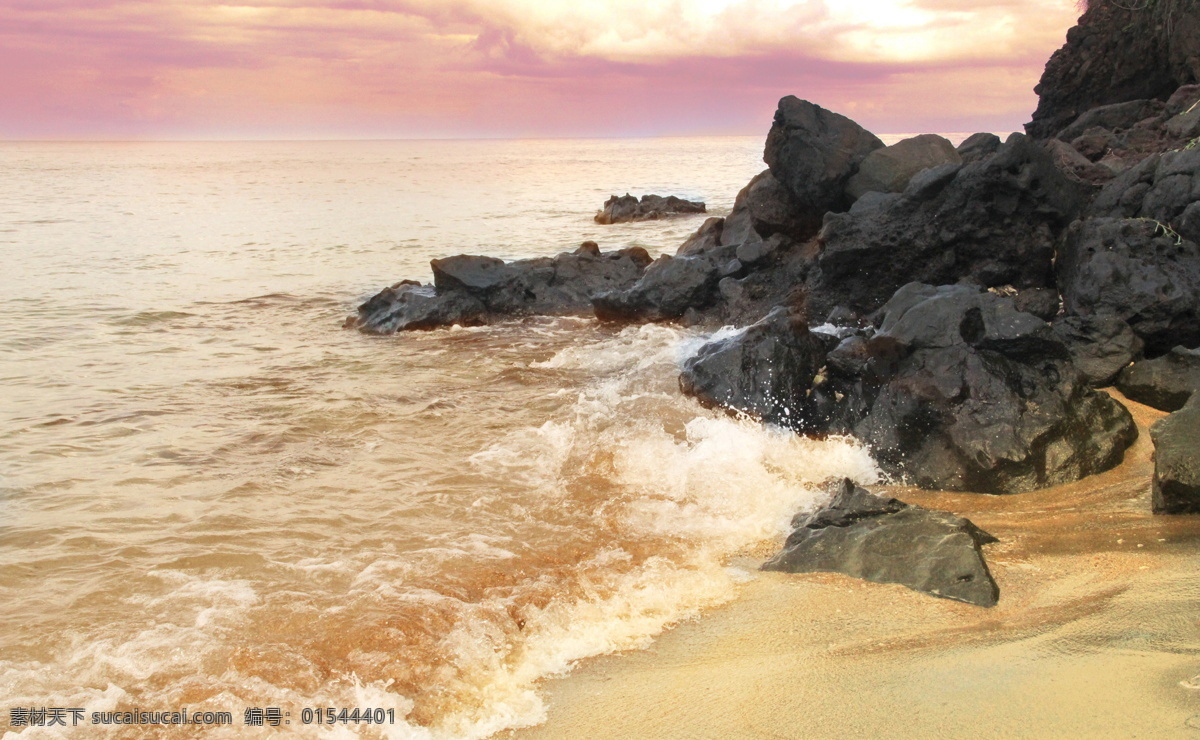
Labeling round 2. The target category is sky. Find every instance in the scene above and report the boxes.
[0,0,1083,140]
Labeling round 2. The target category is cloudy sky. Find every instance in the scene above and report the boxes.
[0,0,1082,139]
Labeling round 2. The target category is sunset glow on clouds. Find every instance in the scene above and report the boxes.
[0,0,1082,139]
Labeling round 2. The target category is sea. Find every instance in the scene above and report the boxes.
[0,135,945,738]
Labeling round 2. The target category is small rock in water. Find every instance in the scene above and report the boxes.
[762,479,1000,607]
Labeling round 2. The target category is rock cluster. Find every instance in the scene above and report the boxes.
[343,2,1200,610]
[349,244,651,333]
[350,4,1200,538]
[594,194,706,224]
[682,283,1138,494]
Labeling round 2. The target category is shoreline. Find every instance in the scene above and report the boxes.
[502,392,1200,739]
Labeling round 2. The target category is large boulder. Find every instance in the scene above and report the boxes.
[351,245,652,333]
[1026,1,1200,140]
[763,97,884,239]
[594,194,706,224]
[806,135,1082,316]
[1149,397,1200,514]
[812,284,1138,494]
[679,306,829,428]
[1056,217,1200,354]
[1116,346,1200,411]
[762,479,1000,607]
[592,254,720,323]
[1052,314,1144,387]
[845,134,962,200]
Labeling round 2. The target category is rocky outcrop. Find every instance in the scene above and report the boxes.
[678,306,830,427]
[1052,314,1144,387]
[763,96,884,240]
[845,134,962,200]
[350,244,651,333]
[762,479,1000,607]
[1149,397,1200,514]
[806,135,1082,316]
[1027,0,1200,140]
[594,194,706,224]
[1116,346,1200,411]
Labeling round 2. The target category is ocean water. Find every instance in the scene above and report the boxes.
[0,137,880,739]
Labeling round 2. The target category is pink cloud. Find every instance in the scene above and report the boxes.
[0,0,1082,139]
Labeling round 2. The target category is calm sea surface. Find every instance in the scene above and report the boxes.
[0,137,881,738]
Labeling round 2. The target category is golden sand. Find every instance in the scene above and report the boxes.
[505,392,1200,739]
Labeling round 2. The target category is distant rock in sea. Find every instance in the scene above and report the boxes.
[594,193,706,224]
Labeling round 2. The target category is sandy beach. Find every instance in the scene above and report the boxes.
[505,393,1200,739]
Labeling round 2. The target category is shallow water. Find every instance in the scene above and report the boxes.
[0,137,882,738]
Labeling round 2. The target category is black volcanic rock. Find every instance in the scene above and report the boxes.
[1117,346,1200,412]
[351,245,652,333]
[811,284,1138,494]
[1055,99,1166,142]
[350,281,486,334]
[722,169,813,243]
[1026,1,1200,140]
[762,479,1000,607]
[594,194,706,224]
[1088,148,1200,245]
[592,254,720,323]
[763,96,884,239]
[806,135,1082,317]
[679,306,828,428]
[1052,314,1143,387]
[845,133,961,200]
[1150,397,1200,514]
[1057,217,1200,355]
[957,132,1001,164]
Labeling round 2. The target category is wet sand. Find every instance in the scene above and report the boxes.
[504,392,1200,739]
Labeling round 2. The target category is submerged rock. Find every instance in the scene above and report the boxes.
[1116,346,1200,412]
[762,479,1000,607]
[1150,397,1200,514]
[351,245,652,333]
[594,194,706,224]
